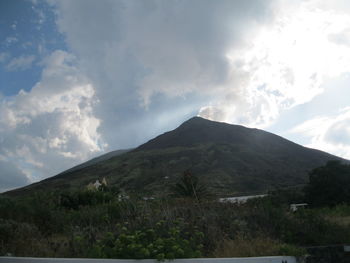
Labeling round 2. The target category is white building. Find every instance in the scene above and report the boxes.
[290,203,308,212]
[219,194,267,204]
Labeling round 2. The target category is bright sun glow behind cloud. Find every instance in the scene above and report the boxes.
[201,1,350,130]
[291,107,350,159]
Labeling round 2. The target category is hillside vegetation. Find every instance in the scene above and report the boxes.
[2,161,350,259]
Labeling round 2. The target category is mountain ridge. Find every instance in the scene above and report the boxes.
[136,116,302,151]
[4,116,346,196]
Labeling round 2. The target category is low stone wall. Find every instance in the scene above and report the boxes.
[0,256,296,263]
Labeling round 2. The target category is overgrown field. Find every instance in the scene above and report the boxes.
[0,189,350,259]
[2,161,350,259]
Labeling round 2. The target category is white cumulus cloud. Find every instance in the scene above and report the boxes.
[0,50,105,186]
[290,107,350,159]
[200,0,350,128]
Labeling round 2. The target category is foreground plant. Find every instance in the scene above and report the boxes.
[88,220,204,260]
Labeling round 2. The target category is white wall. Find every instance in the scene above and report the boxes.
[0,256,297,263]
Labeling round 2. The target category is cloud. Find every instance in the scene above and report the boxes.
[0,159,30,192]
[51,0,276,148]
[0,52,10,63]
[52,0,350,134]
[4,0,350,191]
[290,107,350,159]
[328,28,350,47]
[11,22,17,30]
[200,0,350,127]
[0,50,105,187]
[5,55,36,71]
[5,36,18,45]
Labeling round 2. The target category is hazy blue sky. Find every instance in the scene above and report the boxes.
[1,0,350,192]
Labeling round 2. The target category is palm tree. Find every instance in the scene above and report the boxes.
[171,170,209,200]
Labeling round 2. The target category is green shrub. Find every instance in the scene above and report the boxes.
[90,220,204,260]
[305,160,350,207]
[278,244,307,257]
[0,219,46,256]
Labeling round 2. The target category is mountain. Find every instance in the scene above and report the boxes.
[5,117,346,196]
[58,149,132,175]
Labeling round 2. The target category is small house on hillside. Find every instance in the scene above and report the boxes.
[290,203,308,212]
[101,177,108,186]
[87,179,105,191]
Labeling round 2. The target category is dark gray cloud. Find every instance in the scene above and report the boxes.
[0,160,29,192]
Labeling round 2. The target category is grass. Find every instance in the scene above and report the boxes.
[212,234,284,257]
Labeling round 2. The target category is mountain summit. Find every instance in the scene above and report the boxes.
[5,117,345,196]
[136,117,256,150]
[137,116,298,151]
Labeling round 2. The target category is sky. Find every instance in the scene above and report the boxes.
[1,0,350,192]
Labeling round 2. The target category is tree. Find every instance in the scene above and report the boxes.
[171,170,209,200]
[304,160,350,207]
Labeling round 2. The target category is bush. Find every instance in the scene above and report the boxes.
[305,160,350,207]
[89,220,204,260]
[0,219,48,256]
[59,189,117,210]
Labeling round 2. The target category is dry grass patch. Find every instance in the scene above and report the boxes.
[325,215,350,226]
[212,233,283,258]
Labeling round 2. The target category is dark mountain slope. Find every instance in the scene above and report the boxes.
[5,117,346,196]
[59,149,132,175]
[137,117,313,154]
[137,117,269,150]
